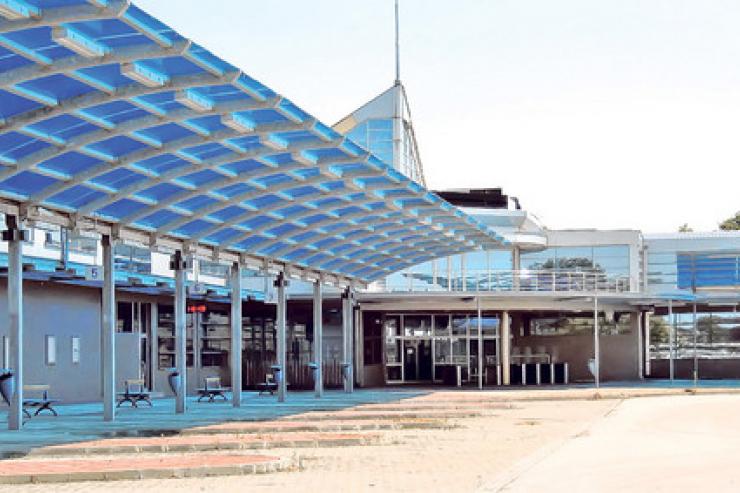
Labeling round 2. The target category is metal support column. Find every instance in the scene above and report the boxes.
[149,303,158,392]
[644,312,651,377]
[634,312,644,380]
[668,300,675,381]
[171,251,187,414]
[512,246,521,291]
[692,302,698,386]
[313,280,323,398]
[230,262,242,407]
[4,216,25,431]
[101,235,116,422]
[275,273,287,402]
[501,311,511,385]
[593,295,600,389]
[477,296,483,389]
[342,288,354,393]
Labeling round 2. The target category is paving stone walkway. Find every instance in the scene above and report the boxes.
[0,453,292,484]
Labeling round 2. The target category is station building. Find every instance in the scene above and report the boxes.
[0,1,737,427]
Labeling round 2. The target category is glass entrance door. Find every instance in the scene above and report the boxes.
[402,339,433,382]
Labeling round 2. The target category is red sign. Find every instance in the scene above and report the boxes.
[187,304,207,313]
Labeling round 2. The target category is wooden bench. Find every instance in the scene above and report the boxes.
[23,385,59,418]
[256,373,278,396]
[197,377,229,403]
[116,379,152,408]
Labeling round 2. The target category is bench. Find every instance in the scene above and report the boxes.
[23,385,59,418]
[197,377,229,403]
[256,373,278,396]
[116,379,152,408]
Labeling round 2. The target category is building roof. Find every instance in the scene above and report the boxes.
[0,0,506,284]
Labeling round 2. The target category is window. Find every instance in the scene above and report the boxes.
[363,314,383,365]
[2,336,8,368]
[71,337,80,364]
[36,223,61,249]
[199,260,229,279]
[114,244,151,273]
[45,335,56,366]
[68,232,98,255]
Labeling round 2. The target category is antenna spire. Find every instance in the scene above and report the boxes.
[395,0,401,85]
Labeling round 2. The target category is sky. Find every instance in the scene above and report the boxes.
[135,0,740,233]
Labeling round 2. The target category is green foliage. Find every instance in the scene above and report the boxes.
[719,212,740,231]
[678,223,693,233]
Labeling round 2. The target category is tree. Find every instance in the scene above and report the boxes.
[678,223,693,233]
[719,212,740,231]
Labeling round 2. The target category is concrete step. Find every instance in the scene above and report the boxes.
[355,402,514,412]
[186,418,451,436]
[282,409,484,421]
[28,432,380,458]
[0,453,295,484]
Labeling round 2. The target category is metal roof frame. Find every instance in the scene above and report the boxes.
[0,0,507,285]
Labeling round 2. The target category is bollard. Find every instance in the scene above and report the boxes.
[0,369,14,405]
[167,368,181,396]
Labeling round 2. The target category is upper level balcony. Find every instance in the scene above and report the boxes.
[371,268,635,295]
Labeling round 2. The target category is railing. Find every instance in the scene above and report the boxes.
[378,269,635,294]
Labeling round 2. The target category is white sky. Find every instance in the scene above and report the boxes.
[136,0,740,233]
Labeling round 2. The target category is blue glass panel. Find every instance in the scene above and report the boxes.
[96,198,149,219]
[0,171,56,196]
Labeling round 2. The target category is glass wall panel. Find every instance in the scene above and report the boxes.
[404,315,432,337]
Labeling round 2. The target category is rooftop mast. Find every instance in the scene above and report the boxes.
[395,0,401,85]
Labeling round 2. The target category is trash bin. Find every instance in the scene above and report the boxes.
[341,363,352,383]
[270,364,283,386]
[167,369,181,396]
[0,369,13,406]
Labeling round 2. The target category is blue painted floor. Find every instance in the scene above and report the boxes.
[0,389,426,458]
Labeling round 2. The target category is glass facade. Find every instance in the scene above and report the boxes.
[345,119,394,168]
[650,310,740,360]
[646,234,740,295]
[381,313,499,384]
[521,245,630,277]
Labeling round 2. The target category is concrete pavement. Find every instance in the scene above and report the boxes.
[485,393,740,492]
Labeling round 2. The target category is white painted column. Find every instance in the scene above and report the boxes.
[172,252,187,414]
[4,216,24,431]
[668,300,675,381]
[275,273,287,402]
[313,280,323,398]
[477,296,483,389]
[593,296,600,389]
[512,246,521,291]
[692,302,698,385]
[644,312,651,377]
[342,288,354,393]
[149,303,158,392]
[101,235,116,422]
[230,262,242,408]
[501,311,511,386]
[635,312,643,380]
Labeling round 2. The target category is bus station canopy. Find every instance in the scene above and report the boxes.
[0,0,507,284]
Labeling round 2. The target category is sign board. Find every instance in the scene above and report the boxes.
[85,265,101,281]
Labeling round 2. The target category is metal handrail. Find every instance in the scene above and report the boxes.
[378,269,635,294]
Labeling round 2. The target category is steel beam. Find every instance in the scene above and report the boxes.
[230,262,242,407]
[101,234,116,422]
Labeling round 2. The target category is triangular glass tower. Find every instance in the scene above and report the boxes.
[333,2,427,186]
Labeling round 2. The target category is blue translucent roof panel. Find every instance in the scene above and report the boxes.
[0,0,505,282]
